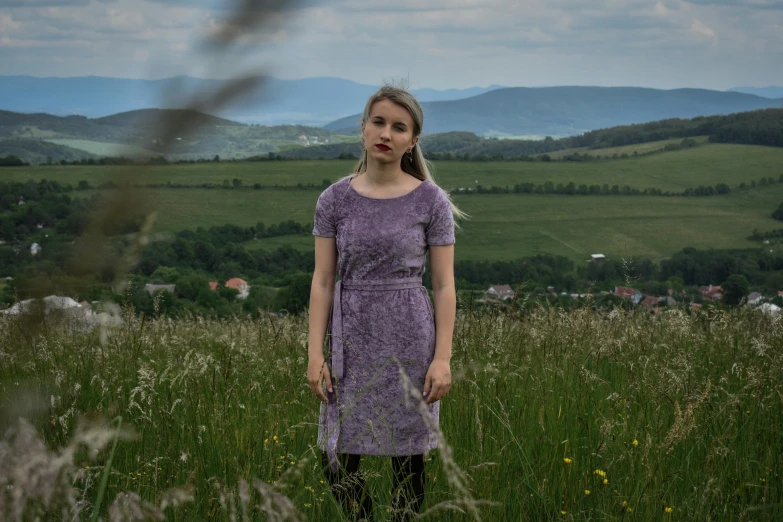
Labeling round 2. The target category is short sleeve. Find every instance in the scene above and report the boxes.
[312,185,336,238]
[426,187,455,246]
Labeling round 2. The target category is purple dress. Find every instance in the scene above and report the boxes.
[312,175,456,470]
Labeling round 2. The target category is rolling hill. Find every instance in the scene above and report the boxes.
[325,86,781,137]
[0,75,504,126]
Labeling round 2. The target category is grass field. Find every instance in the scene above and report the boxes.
[2,308,780,521]
[6,144,783,262]
[113,183,783,262]
[5,143,783,193]
[43,139,160,158]
[545,136,710,159]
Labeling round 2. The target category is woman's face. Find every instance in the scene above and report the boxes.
[361,99,418,165]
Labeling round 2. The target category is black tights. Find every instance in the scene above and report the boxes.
[321,452,426,522]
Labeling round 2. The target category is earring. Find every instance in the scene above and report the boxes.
[407,148,413,161]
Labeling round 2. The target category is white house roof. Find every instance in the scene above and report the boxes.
[2,295,82,315]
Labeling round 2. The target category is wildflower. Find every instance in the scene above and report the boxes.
[273,435,279,444]
[290,461,295,465]
[584,490,590,495]
[632,439,638,447]
[594,469,606,477]
[665,507,673,513]
[305,503,311,508]
[264,438,269,445]
[563,458,572,464]
[627,507,633,513]
[179,452,189,463]
[760,478,766,483]
[603,479,609,485]
[561,510,567,515]
[622,501,628,507]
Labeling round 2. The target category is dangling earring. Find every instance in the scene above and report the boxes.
[407,148,413,161]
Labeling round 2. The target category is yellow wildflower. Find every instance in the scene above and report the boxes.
[632,439,638,447]
[563,458,573,464]
[622,501,628,507]
[594,469,606,477]
[603,478,609,485]
[627,507,633,513]
[665,507,673,513]
[584,490,590,495]
[560,511,567,515]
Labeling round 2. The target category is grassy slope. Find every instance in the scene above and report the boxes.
[127,183,783,263]
[544,136,710,159]
[6,143,783,193]
[42,139,159,157]
[6,143,783,262]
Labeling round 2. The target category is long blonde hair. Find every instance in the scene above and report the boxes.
[351,85,467,222]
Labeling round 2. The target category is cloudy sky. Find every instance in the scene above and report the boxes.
[1,0,782,90]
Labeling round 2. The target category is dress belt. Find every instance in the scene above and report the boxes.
[325,276,425,472]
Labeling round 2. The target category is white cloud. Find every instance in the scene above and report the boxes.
[690,19,717,43]
[1,0,782,90]
[0,13,21,32]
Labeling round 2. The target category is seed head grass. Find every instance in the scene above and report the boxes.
[1,304,782,520]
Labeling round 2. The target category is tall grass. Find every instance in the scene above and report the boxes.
[1,304,781,520]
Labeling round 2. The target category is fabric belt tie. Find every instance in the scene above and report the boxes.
[325,276,425,472]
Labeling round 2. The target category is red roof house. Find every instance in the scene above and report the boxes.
[225,278,250,299]
[699,285,723,302]
[615,286,642,304]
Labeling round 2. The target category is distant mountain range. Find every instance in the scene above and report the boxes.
[325,87,781,137]
[728,86,783,99]
[0,75,504,126]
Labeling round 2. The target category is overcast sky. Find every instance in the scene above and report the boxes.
[1,0,782,90]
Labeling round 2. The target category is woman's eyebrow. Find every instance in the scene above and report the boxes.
[372,116,408,127]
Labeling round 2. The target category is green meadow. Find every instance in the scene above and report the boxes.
[6,142,783,193]
[544,136,710,159]
[4,143,783,262]
[2,307,780,521]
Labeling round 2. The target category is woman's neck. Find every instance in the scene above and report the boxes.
[361,163,408,187]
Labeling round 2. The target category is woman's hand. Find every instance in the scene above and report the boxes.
[308,356,333,403]
[423,359,451,405]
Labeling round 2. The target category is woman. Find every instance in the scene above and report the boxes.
[307,85,463,521]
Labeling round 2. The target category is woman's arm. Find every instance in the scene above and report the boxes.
[307,236,338,403]
[424,243,456,404]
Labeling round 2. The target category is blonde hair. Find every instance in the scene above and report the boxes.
[351,85,467,222]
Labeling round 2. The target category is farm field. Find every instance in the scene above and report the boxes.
[5,143,783,193]
[2,308,780,521]
[544,136,710,159]
[101,183,783,262]
[43,139,160,158]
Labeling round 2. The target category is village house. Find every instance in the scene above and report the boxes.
[589,254,606,263]
[145,283,176,296]
[614,286,643,304]
[209,281,219,291]
[699,285,723,302]
[747,292,763,306]
[485,284,514,301]
[225,278,250,299]
[640,296,660,310]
